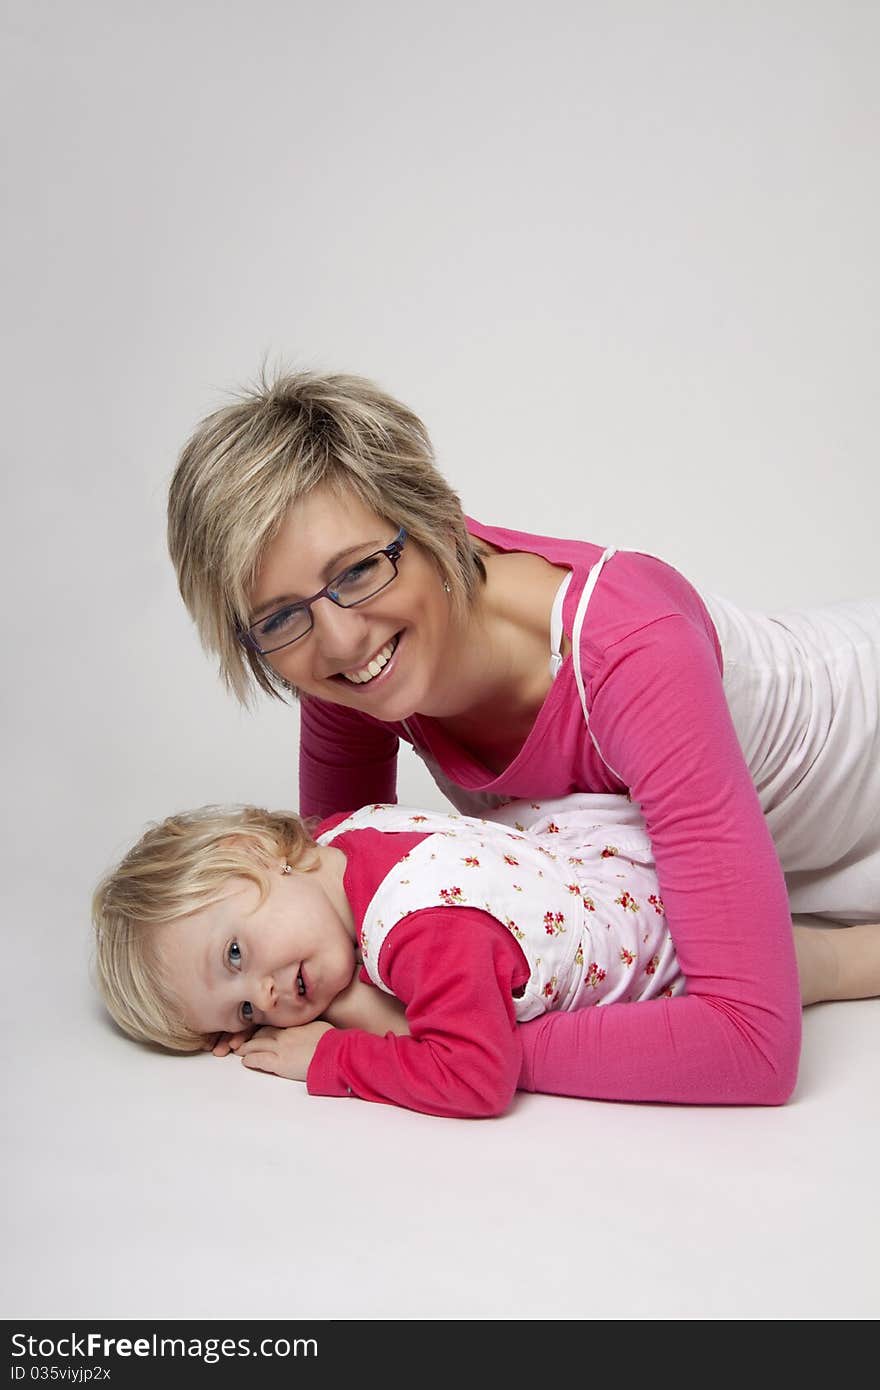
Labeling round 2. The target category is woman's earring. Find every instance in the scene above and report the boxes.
[281,863,293,875]
[443,580,451,593]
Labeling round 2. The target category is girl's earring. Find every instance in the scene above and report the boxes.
[281,863,293,875]
[443,580,451,593]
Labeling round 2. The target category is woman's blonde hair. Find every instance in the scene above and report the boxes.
[92,805,318,1053]
[167,369,486,703]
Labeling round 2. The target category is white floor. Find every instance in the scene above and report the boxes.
[6,911,878,1321]
[4,1,879,1326]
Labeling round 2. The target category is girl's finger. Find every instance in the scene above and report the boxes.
[241,1052,277,1073]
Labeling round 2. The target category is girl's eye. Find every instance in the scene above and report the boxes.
[241,1001,254,1024]
[227,940,242,969]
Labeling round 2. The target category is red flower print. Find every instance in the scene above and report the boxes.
[583,895,595,912]
[601,845,619,859]
[410,814,428,824]
[645,955,660,976]
[585,962,607,989]
[439,886,465,905]
[546,821,560,834]
[619,947,635,967]
[567,856,585,866]
[566,883,582,895]
[462,856,480,868]
[543,911,566,936]
[503,854,519,867]
[648,894,665,914]
[615,891,640,913]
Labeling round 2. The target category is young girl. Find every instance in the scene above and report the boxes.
[93,795,880,1120]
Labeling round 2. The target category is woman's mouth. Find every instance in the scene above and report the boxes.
[296,967,307,999]
[336,633,401,689]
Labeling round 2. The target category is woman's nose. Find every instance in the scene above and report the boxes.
[310,597,372,663]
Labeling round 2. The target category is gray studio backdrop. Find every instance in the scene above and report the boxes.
[2,1,878,1320]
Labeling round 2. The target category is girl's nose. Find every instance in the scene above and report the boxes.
[256,975,278,1012]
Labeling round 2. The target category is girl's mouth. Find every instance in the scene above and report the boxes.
[335,632,401,689]
[296,967,306,999]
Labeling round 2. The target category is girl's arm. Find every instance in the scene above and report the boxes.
[321,974,410,1036]
[209,973,409,1057]
[299,695,400,819]
[306,909,530,1118]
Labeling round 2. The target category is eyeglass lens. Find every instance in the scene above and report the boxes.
[251,550,398,654]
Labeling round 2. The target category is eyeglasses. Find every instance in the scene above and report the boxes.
[239,527,408,655]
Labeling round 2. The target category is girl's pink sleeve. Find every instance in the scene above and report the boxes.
[307,910,528,1118]
[299,696,399,819]
[518,614,802,1105]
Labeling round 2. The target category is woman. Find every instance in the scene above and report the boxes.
[167,371,880,1105]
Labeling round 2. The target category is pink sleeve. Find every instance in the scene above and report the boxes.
[307,909,529,1118]
[299,695,399,819]
[518,614,802,1105]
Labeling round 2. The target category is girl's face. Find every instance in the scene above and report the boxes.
[246,486,459,723]
[157,852,357,1036]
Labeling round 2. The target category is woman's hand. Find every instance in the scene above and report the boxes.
[236,1021,335,1081]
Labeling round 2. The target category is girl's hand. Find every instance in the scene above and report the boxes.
[206,1027,257,1057]
[236,1021,335,1081]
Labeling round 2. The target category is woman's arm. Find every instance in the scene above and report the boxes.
[299,696,400,819]
[794,920,880,1004]
[520,613,803,1105]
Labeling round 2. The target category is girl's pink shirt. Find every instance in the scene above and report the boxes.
[300,520,802,1107]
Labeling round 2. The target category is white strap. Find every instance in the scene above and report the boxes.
[407,550,626,784]
[571,548,627,784]
[548,570,573,678]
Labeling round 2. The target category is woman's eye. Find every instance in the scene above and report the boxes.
[227,940,242,969]
[342,557,379,583]
[241,1001,254,1024]
[259,605,301,637]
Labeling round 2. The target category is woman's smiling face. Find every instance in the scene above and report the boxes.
[246,486,459,723]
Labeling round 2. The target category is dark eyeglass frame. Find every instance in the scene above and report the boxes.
[238,527,408,656]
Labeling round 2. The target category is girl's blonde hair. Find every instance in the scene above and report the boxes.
[92,805,317,1053]
[167,368,486,704]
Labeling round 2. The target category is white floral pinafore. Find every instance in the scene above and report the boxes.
[317,798,685,1021]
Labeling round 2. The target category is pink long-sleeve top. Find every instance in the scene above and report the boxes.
[300,520,802,1107]
[307,819,529,1117]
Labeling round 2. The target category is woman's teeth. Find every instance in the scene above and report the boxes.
[342,636,398,685]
